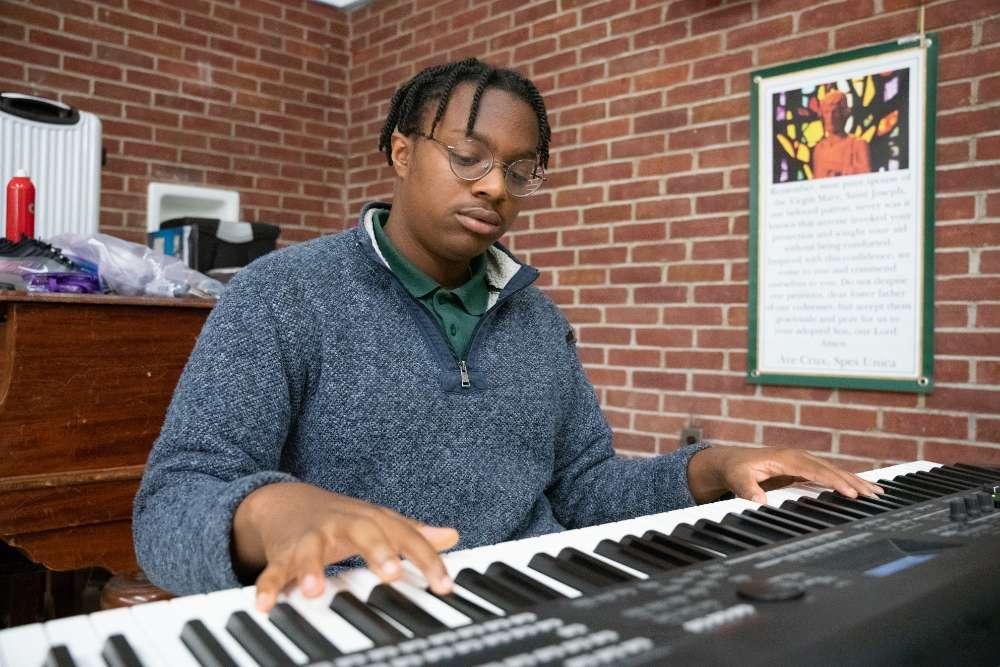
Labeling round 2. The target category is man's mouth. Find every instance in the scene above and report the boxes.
[456,207,502,236]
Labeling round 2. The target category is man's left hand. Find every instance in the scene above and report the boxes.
[687,446,884,505]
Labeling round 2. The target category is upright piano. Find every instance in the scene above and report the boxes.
[0,293,212,578]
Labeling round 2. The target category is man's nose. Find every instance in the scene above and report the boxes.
[473,162,507,200]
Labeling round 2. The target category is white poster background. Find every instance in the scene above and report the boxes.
[756,46,926,381]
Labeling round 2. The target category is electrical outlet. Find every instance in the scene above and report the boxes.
[680,426,703,446]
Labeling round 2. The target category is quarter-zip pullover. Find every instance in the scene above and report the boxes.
[133,202,706,595]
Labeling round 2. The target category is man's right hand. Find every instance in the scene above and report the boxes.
[232,482,460,612]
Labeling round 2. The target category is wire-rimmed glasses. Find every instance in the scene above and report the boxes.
[414,132,545,197]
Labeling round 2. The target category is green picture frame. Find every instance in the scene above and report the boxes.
[747,36,938,393]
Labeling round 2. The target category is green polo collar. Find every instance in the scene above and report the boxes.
[372,208,489,315]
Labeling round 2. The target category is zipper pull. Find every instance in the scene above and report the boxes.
[458,360,471,388]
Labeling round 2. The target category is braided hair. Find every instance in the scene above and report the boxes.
[378,58,551,170]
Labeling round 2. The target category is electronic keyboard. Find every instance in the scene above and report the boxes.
[2,460,999,666]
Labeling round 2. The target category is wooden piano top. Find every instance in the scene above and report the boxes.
[0,291,216,308]
[0,292,214,573]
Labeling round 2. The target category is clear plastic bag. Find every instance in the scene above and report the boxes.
[49,233,224,298]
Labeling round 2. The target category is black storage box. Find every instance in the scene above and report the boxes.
[160,217,280,273]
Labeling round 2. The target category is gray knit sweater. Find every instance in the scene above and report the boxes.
[133,202,705,595]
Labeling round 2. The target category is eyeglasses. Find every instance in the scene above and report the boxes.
[414,132,545,197]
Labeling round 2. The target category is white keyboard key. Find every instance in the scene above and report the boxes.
[129,599,201,667]
[43,615,102,667]
[170,593,257,667]
[284,582,375,655]
[228,586,309,664]
[0,622,48,667]
[88,607,165,666]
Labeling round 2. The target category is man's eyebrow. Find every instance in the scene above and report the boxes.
[462,128,537,161]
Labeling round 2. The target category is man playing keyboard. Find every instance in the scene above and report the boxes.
[132,58,882,615]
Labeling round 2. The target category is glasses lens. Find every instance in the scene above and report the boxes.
[448,139,491,180]
[506,160,543,196]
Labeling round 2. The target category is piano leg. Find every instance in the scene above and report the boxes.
[100,570,173,609]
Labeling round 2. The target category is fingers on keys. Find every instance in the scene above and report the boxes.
[776,451,885,500]
[254,512,457,612]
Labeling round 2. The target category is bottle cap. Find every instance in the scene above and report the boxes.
[14,168,27,178]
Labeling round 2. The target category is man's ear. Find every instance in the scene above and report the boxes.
[390,130,412,178]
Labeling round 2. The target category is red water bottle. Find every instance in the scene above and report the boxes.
[5,169,35,241]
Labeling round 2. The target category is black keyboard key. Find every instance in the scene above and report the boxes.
[425,588,498,623]
[454,568,536,613]
[757,505,833,530]
[779,499,851,525]
[877,479,937,501]
[557,547,638,583]
[739,508,814,535]
[914,470,972,491]
[875,489,920,506]
[269,602,340,661]
[902,473,961,495]
[620,535,697,567]
[330,591,407,646]
[101,634,144,667]
[671,523,747,555]
[954,463,1000,480]
[594,539,673,575]
[934,466,994,485]
[527,553,608,593]
[643,530,719,561]
[722,512,801,541]
[366,584,447,636]
[181,619,239,667]
[44,646,77,667]
[854,492,907,509]
[815,491,888,514]
[225,611,294,667]
[485,562,566,602]
[796,496,867,520]
[695,518,770,547]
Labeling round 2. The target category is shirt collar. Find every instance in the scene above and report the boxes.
[371,208,489,315]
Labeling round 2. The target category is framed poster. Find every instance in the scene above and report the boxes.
[748,36,937,393]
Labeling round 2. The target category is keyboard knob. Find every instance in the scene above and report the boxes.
[949,498,967,522]
[976,491,995,513]
[736,578,805,602]
[963,495,982,518]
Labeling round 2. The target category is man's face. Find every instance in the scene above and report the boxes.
[390,83,540,271]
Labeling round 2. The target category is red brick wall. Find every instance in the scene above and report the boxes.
[0,0,349,243]
[347,0,1000,471]
[2,0,998,470]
